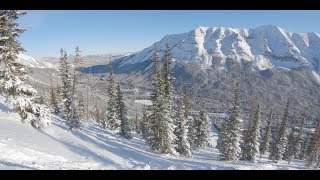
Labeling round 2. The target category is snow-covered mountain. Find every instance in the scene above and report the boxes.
[114,25,320,82]
[81,25,320,119]
[16,54,57,69]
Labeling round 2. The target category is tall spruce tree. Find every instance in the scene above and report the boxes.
[193,101,210,149]
[174,87,191,156]
[140,105,151,142]
[283,126,296,161]
[59,49,79,130]
[269,98,290,163]
[149,47,177,155]
[49,76,59,114]
[305,122,320,169]
[73,46,83,118]
[59,49,71,119]
[106,60,119,130]
[77,92,85,120]
[299,129,311,160]
[259,109,273,159]
[116,83,132,139]
[217,117,229,160]
[240,96,256,161]
[293,114,306,159]
[0,10,51,129]
[242,103,261,161]
[220,82,242,161]
[285,114,305,164]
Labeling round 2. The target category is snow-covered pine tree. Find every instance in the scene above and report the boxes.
[106,60,119,130]
[49,75,59,114]
[305,122,320,169]
[68,59,81,130]
[77,92,85,120]
[73,46,83,72]
[0,10,51,129]
[174,87,191,156]
[59,49,71,119]
[299,129,311,160]
[283,126,295,162]
[140,105,151,142]
[162,43,177,154]
[193,101,210,149]
[241,93,256,160]
[73,46,83,120]
[183,87,195,149]
[183,88,190,119]
[149,47,177,155]
[221,82,242,161]
[284,114,305,164]
[187,116,196,149]
[218,117,230,160]
[58,49,80,130]
[116,83,132,139]
[242,102,261,162]
[292,114,306,160]
[259,109,272,159]
[269,98,290,163]
[132,110,141,134]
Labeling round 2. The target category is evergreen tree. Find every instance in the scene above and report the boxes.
[283,126,295,161]
[193,101,210,149]
[218,117,230,160]
[106,60,119,130]
[240,97,256,161]
[149,47,177,155]
[140,105,151,142]
[68,62,81,130]
[174,88,191,156]
[73,46,83,71]
[285,114,305,164]
[242,102,261,161]
[116,83,132,139]
[187,116,197,149]
[220,82,242,161]
[305,122,320,169]
[58,49,79,130]
[133,110,141,134]
[49,76,59,114]
[59,49,71,119]
[299,129,311,160]
[269,98,290,163]
[259,109,272,159]
[73,46,83,119]
[0,10,51,129]
[77,92,85,120]
[293,114,306,159]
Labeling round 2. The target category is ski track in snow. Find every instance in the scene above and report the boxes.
[0,97,306,170]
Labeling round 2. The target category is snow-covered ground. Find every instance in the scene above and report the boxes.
[0,97,306,170]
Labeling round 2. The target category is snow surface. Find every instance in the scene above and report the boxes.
[0,96,307,170]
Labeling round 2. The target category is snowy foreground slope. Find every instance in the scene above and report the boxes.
[0,98,306,170]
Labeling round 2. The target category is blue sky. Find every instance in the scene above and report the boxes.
[18,10,320,58]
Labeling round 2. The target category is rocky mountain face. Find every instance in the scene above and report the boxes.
[82,25,320,121]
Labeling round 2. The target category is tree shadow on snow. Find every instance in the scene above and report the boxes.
[42,132,122,169]
[0,161,36,170]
